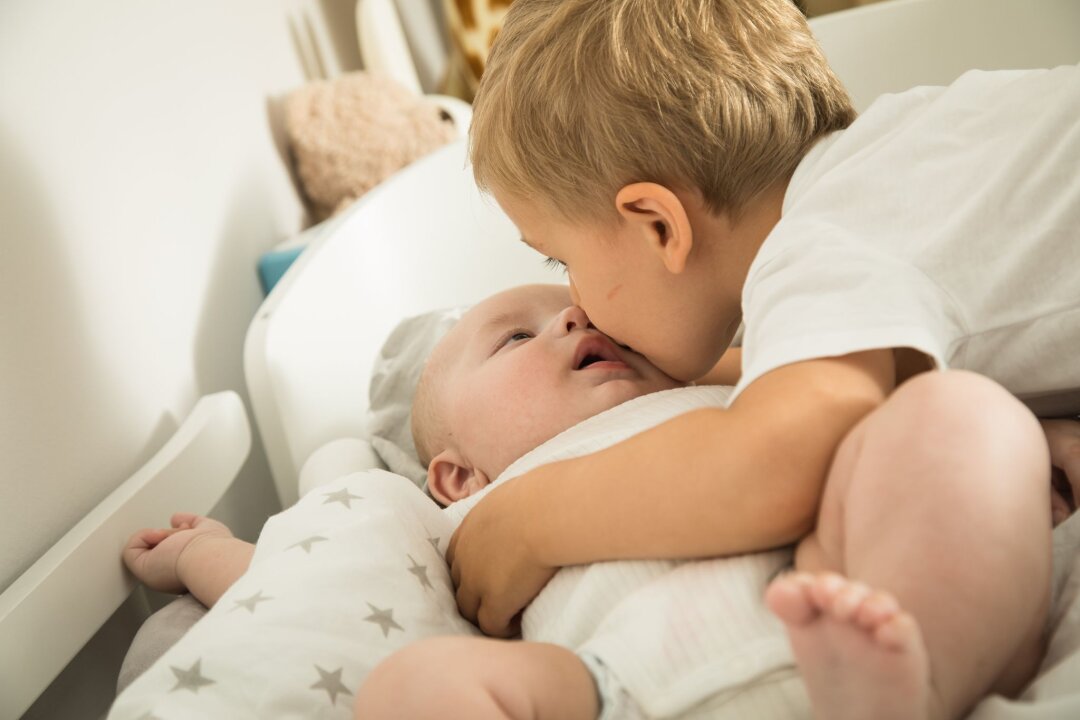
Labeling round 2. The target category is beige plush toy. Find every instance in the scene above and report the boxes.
[285,71,459,221]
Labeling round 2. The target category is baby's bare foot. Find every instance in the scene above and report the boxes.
[765,572,938,720]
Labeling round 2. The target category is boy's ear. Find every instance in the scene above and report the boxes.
[615,182,693,274]
[426,449,491,506]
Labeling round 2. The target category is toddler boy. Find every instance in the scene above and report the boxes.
[444,2,1080,719]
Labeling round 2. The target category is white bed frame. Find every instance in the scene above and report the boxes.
[0,392,250,719]
[3,0,1077,716]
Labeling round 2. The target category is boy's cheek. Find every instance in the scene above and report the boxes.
[568,277,581,305]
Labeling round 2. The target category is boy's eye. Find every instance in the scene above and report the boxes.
[543,257,567,274]
[508,332,532,343]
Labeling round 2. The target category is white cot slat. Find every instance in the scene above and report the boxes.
[0,391,251,720]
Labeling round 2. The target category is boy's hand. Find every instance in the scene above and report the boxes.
[1043,419,1080,526]
[447,480,556,638]
[122,512,234,594]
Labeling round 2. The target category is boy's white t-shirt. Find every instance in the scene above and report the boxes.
[734,64,1080,414]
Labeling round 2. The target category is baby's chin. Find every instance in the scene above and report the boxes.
[593,374,683,407]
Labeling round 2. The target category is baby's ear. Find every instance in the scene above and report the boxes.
[426,450,491,505]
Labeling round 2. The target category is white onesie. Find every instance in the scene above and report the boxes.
[736,64,1080,415]
[448,386,809,719]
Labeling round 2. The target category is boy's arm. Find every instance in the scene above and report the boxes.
[696,346,742,386]
[448,349,895,636]
[123,512,254,609]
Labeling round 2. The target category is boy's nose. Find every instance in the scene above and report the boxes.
[555,304,593,334]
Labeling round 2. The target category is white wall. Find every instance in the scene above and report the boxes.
[0,0,361,716]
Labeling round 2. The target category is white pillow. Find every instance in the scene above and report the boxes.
[298,437,385,497]
[364,306,465,487]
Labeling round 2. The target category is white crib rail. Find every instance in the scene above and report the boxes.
[0,391,251,719]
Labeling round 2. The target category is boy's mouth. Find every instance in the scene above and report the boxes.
[573,335,628,370]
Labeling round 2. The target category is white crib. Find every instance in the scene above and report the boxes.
[2,0,1078,717]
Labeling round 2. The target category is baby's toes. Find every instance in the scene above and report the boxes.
[853,590,900,631]
[829,581,872,621]
[807,572,847,612]
[873,609,921,653]
[765,572,819,626]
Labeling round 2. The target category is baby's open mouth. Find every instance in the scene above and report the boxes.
[578,354,607,369]
[573,335,627,370]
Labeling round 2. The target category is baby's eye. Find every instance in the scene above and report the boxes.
[543,257,567,274]
[494,330,533,354]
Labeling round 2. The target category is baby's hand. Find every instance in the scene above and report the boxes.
[122,512,234,594]
[1042,419,1080,526]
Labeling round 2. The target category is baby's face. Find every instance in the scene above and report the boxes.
[434,284,682,479]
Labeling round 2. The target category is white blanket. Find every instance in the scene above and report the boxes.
[109,386,1080,719]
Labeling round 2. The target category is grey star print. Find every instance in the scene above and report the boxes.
[310,664,353,706]
[232,589,273,613]
[169,659,214,693]
[363,602,404,637]
[407,554,434,590]
[289,535,329,553]
[322,487,363,508]
[427,536,441,553]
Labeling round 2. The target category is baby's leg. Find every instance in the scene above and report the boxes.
[354,636,599,720]
[766,370,1051,720]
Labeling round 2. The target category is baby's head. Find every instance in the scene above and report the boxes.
[470,0,854,225]
[413,284,682,505]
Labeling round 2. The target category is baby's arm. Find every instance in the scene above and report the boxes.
[123,512,254,608]
[449,349,894,634]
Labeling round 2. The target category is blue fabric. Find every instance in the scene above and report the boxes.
[257,246,306,295]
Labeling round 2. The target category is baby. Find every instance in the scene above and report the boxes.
[121,283,682,620]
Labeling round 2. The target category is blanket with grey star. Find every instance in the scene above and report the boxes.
[108,385,1080,719]
[109,386,798,719]
[108,468,473,718]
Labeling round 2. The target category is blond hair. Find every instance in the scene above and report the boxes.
[410,353,447,469]
[470,0,855,222]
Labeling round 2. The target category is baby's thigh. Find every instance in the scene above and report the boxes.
[355,636,598,720]
[797,369,1049,575]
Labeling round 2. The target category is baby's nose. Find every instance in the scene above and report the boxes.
[557,304,594,333]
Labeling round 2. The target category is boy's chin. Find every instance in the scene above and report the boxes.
[644,354,706,384]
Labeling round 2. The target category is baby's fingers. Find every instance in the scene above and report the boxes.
[126,526,180,550]
[121,529,162,573]
[122,528,186,591]
[122,528,181,567]
[171,512,201,529]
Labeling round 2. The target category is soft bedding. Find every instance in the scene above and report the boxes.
[109,384,1080,719]
[110,386,805,718]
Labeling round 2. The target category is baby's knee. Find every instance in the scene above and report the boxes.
[354,637,461,717]
[354,637,499,719]
[889,370,1046,465]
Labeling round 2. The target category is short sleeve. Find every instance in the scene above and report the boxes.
[732,233,961,401]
